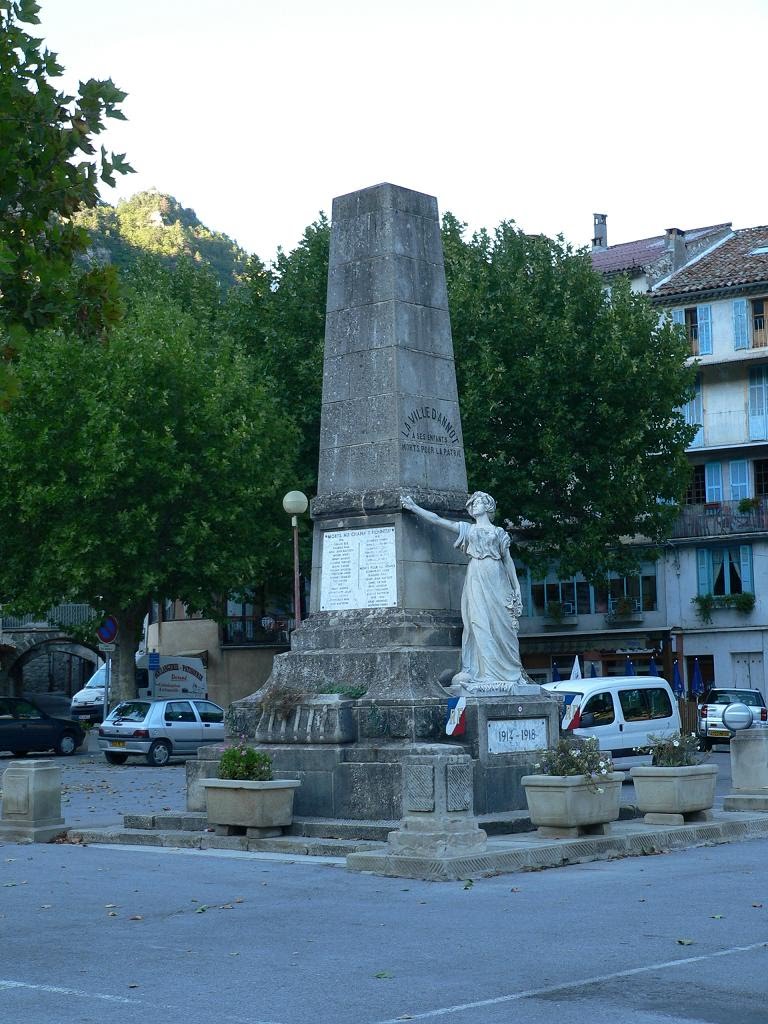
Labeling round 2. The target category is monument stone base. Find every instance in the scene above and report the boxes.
[222,692,559,827]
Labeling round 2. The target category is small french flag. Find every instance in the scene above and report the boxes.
[446,696,467,736]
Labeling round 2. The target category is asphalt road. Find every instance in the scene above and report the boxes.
[1,834,767,1024]
[1,746,766,1024]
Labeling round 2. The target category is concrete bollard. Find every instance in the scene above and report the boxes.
[0,760,66,842]
[723,730,768,812]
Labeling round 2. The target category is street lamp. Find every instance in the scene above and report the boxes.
[282,490,308,628]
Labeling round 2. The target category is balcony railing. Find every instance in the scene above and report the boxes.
[1,603,95,629]
[672,499,768,539]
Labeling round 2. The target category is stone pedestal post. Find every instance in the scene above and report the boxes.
[723,731,768,811]
[0,760,66,842]
[346,747,490,878]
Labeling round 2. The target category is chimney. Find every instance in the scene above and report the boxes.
[592,213,608,250]
[665,227,686,271]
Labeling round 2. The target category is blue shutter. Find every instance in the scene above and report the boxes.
[733,298,749,350]
[740,545,753,593]
[729,460,749,500]
[698,305,712,354]
[705,462,722,502]
[749,366,767,440]
[697,549,713,595]
[672,308,685,327]
[686,374,704,447]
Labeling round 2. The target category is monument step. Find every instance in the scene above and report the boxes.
[65,825,379,857]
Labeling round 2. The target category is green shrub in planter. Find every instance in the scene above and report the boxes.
[219,738,272,781]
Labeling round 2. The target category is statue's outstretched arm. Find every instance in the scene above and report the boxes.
[401,495,460,536]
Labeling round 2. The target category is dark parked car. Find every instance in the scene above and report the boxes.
[0,697,85,756]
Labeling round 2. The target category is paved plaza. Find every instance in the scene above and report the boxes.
[1,746,768,1023]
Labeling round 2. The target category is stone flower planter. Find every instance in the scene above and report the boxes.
[629,763,718,824]
[521,772,624,838]
[202,778,301,838]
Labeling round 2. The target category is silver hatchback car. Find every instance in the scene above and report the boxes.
[98,698,226,766]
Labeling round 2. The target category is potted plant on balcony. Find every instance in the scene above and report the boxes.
[521,737,624,838]
[202,738,300,837]
[737,497,760,514]
[629,732,717,824]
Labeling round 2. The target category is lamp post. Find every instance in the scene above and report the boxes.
[282,490,308,627]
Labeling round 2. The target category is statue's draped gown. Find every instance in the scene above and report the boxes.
[454,522,524,685]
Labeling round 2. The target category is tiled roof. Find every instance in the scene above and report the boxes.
[590,224,730,275]
[653,225,768,298]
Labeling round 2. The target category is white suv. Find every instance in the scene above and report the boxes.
[697,688,768,750]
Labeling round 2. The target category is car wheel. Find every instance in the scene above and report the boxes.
[56,732,78,756]
[146,739,172,767]
[104,751,128,765]
[11,751,28,758]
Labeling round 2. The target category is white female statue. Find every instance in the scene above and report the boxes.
[402,491,532,694]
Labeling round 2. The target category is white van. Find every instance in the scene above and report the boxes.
[542,676,681,755]
[70,664,107,722]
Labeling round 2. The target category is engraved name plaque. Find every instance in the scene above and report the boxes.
[320,527,397,611]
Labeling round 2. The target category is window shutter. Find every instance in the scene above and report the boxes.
[705,462,723,502]
[729,460,749,500]
[697,549,713,595]
[733,298,749,350]
[672,308,685,326]
[749,366,767,440]
[688,374,704,447]
[739,545,753,592]
[698,305,713,354]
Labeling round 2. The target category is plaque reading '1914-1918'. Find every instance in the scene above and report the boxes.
[320,527,397,611]
[487,718,548,754]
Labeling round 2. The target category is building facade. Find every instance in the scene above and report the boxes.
[518,219,768,700]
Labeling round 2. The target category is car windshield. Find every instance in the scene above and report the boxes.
[109,701,150,722]
[705,690,764,707]
[85,667,106,688]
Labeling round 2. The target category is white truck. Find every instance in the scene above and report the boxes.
[136,654,208,701]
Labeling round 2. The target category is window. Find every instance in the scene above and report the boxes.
[527,566,658,616]
[673,305,712,355]
[581,692,615,725]
[753,299,768,349]
[618,687,673,721]
[697,545,753,596]
[729,460,749,501]
[164,701,196,723]
[14,700,43,720]
[683,374,703,447]
[686,465,706,504]
[755,459,768,498]
[193,701,223,723]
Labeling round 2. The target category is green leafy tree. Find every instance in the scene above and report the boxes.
[0,271,296,701]
[0,0,132,402]
[442,215,696,579]
[225,215,330,496]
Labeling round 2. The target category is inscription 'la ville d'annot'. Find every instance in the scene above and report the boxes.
[400,405,462,458]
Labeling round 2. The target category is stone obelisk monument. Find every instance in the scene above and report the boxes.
[274,182,469,699]
[231,183,557,825]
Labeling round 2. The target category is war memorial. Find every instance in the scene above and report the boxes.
[229,182,558,833]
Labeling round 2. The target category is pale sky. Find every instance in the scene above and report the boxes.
[37,0,768,263]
